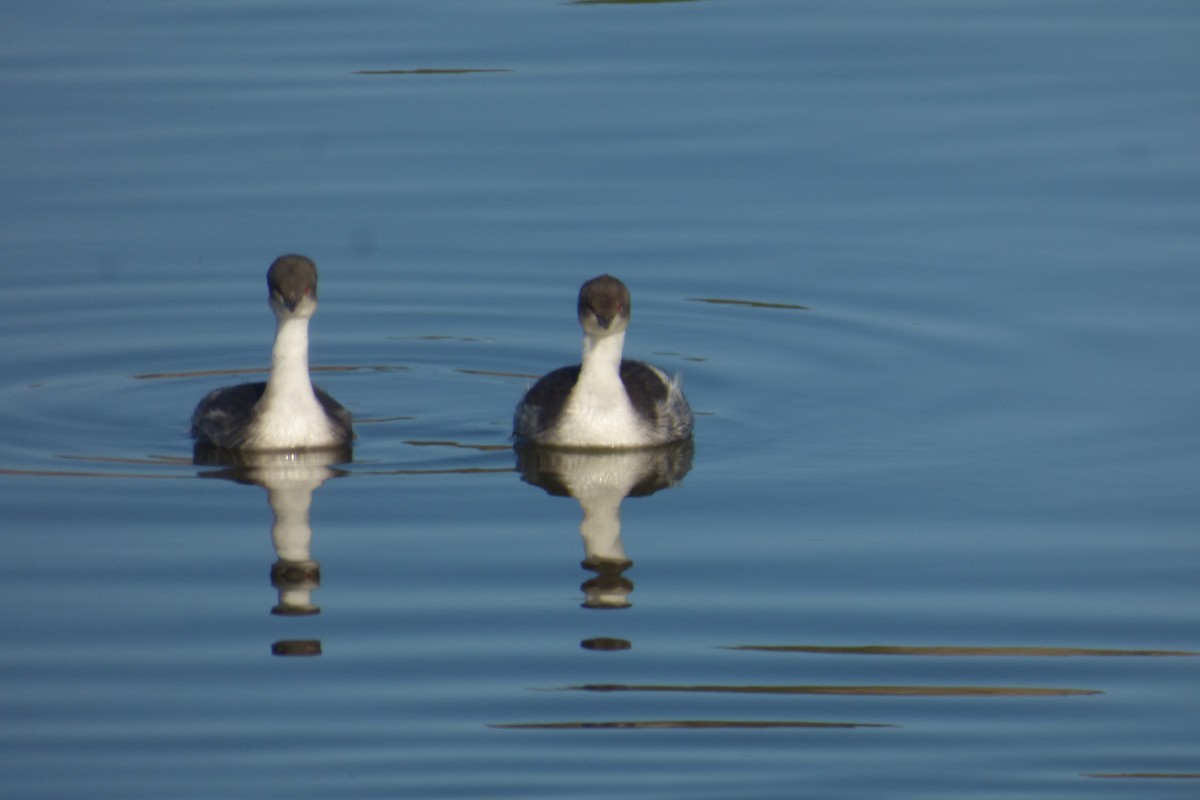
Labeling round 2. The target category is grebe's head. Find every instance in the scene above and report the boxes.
[267,254,319,318]
[577,274,631,337]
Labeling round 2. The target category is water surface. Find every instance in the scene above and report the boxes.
[2,1,1198,797]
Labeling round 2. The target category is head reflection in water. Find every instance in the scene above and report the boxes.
[195,445,350,645]
[516,441,693,610]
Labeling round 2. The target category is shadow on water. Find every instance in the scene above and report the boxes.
[0,463,188,479]
[567,0,705,5]
[515,440,693,611]
[135,365,406,381]
[570,683,1101,697]
[1085,773,1200,780]
[194,444,353,655]
[491,720,896,730]
[686,297,810,311]
[491,642,1198,735]
[723,644,1199,658]
[354,68,513,76]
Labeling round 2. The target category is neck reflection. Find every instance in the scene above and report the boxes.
[516,441,693,612]
[194,443,351,655]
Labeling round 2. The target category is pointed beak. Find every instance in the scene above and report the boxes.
[274,286,313,312]
[272,291,296,312]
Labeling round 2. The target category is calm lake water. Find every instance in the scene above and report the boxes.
[2,1,1199,797]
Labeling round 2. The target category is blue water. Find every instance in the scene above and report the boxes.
[2,1,1199,797]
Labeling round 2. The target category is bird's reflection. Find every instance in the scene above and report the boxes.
[194,444,351,653]
[515,441,693,611]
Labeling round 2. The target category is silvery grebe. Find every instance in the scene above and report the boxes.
[191,255,353,451]
[513,274,693,448]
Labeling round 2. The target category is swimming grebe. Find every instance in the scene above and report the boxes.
[513,274,693,448]
[191,255,354,451]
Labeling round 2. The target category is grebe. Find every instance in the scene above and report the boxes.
[191,255,354,452]
[513,274,693,448]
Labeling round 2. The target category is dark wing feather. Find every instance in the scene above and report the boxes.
[619,360,669,423]
[621,359,694,442]
[313,385,355,441]
[190,382,267,449]
[513,365,581,441]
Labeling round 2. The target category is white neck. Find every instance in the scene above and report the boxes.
[250,312,338,449]
[580,330,625,380]
[540,329,648,448]
[264,314,314,401]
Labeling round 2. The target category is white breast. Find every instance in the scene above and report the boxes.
[249,391,340,450]
[547,367,652,448]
